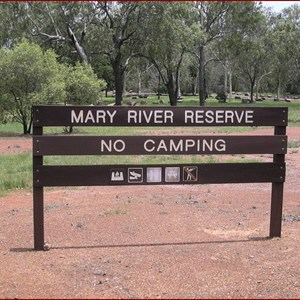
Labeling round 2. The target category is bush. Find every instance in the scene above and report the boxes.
[0,39,64,134]
[216,91,227,102]
[0,40,107,134]
[65,63,106,105]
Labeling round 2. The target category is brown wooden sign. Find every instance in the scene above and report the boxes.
[33,163,285,187]
[33,135,287,156]
[33,105,288,127]
[32,105,288,250]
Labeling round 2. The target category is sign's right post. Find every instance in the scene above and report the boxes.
[270,124,287,238]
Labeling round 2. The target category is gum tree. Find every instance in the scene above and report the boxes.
[191,1,231,106]
[93,2,141,105]
[233,4,271,102]
[269,4,300,98]
[140,2,192,106]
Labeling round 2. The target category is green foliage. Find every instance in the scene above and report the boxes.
[0,39,63,133]
[1,2,300,109]
[216,91,227,102]
[0,39,106,133]
[65,63,106,105]
[141,2,192,105]
[37,62,107,106]
[0,2,32,48]
[36,63,67,105]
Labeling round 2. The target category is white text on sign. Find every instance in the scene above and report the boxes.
[71,109,254,125]
[100,138,226,153]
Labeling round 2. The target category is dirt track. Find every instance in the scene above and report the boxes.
[0,128,299,298]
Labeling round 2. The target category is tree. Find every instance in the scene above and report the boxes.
[2,1,300,105]
[0,39,106,134]
[191,1,232,106]
[37,62,106,107]
[232,4,271,103]
[0,39,63,134]
[268,4,300,98]
[141,2,192,106]
[235,36,271,103]
[91,56,114,98]
[0,2,32,48]
[26,2,100,64]
[93,2,141,105]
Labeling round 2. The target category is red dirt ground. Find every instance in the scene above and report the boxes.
[0,128,299,299]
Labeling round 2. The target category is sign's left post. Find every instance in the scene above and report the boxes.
[32,107,44,250]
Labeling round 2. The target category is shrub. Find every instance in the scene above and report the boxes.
[216,91,227,102]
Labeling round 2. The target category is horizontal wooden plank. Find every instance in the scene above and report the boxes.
[33,135,287,156]
[33,163,285,187]
[32,106,288,127]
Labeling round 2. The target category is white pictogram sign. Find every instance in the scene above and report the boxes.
[147,167,162,183]
[183,166,198,182]
[128,168,143,183]
[165,167,180,182]
[111,170,124,181]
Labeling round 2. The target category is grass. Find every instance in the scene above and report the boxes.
[44,153,219,165]
[0,122,23,136]
[0,153,32,196]
[0,96,299,196]
[102,208,128,216]
[288,140,300,148]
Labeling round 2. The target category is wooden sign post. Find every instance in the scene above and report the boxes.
[32,106,288,250]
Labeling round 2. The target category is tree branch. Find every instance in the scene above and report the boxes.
[67,24,88,63]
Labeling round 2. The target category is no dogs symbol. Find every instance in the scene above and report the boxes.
[183,166,198,182]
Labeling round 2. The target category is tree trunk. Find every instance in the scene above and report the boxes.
[224,62,228,94]
[157,74,161,100]
[177,70,181,99]
[27,115,33,135]
[67,25,88,64]
[228,67,232,100]
[137,68,142,95]
[192,73,198,96]
[198,45,206,107]
[167,86,177,106]
[166,74,177,106]
[250,79,255,103]
[123,70,127,96]
[277,75,281,100]
[22,122,28,135]
[22,118,32,134]
[113,62,125,106]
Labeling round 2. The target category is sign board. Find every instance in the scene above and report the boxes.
[33,106,288,127]
[32,105,288,250]
[33,135,287,156]
[33,163,285,187]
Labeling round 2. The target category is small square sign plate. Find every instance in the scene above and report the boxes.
[128,168,143,183]
[147,167,162,183]
[165,167,180,182]
[183,166,198,182]
[110,169,125,182]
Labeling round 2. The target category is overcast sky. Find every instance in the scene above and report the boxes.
[261,1,299,12]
